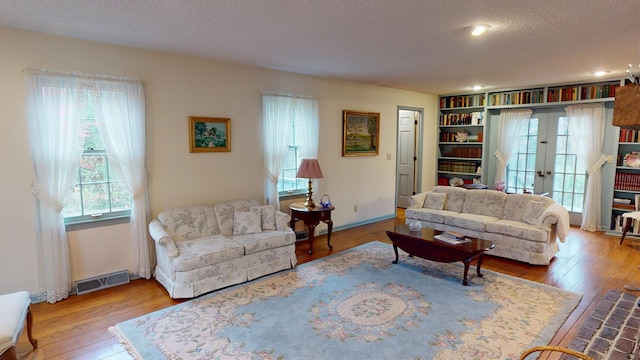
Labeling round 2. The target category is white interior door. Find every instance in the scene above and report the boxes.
[396,109,420,208]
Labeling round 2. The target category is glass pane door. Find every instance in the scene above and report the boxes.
[505,109,585,225]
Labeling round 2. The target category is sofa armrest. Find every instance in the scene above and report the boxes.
[408,192,427,209]
[275,211,292,231]
[149,219,179,257]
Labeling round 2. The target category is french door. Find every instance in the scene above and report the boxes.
[506,108,586,224]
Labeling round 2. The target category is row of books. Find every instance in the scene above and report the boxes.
[439,112,483,125]
[438,161,478,174]
[488,89,545,106]
[547,83,619,102]
[619,128,640,143]
[437,177,474,186]
[612,194,640,233]
[443,147,482,159]
[614,173,640,191]
[439,132,483,143]
[440,94,486,109]
[434,231,471,245]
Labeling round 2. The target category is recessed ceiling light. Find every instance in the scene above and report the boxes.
[591,71,610,77]
[471,85,484,91]
[466,24,490,36]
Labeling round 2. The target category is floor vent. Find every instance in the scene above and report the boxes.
[75,270,130,295]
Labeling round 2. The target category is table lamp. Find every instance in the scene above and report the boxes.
[296,159,323,208]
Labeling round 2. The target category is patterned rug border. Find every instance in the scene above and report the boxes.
[109,240,583,360]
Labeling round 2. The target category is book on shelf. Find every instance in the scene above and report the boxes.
[434,234,471,245]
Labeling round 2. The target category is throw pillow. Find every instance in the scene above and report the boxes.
[233,211,263,235]
[522,200,548,226]
[214,203,235,236]
[423,192,446,210]
[250,205,276,230]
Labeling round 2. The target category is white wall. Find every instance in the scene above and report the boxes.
[0,27,438,295]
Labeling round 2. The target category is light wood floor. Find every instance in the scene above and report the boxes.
[14,209,640,359]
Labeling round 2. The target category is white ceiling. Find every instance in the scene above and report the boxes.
[2,0,640,95]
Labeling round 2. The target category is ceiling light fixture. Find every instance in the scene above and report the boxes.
[591,71,610,77]
[466,24,490,36]
[471,85,484,91]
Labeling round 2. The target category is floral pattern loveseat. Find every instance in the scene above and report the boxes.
[149,199,297,298]
[405,186,570,265]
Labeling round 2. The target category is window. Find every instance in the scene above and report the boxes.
[278,117,309,195]
[262,94,319,206]
[63,100,132,224]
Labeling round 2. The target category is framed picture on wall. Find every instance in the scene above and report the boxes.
[342,110,380,156]
[189,116,231,152]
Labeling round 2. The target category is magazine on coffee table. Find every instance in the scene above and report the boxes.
[434,233,471,245]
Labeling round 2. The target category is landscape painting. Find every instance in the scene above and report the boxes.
[189,116,231,152]
[342,110,380,156]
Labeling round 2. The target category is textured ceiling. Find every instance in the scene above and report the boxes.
[2,0,640,94]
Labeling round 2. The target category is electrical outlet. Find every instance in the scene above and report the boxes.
[354,205,358,212]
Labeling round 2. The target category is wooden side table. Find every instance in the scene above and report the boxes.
[289,203,334,254]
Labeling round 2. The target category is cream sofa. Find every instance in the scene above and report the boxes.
[149,199,297,298]
[405,186,570,265]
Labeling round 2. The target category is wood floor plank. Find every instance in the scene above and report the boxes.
[18,209,640,359]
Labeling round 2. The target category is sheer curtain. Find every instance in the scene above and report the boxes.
[566,103,606,232]
[26,72,84,303]
[95,78,152,278]
[494,109,533,182]
[262,94,319,210]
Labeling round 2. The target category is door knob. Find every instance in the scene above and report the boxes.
[536,170,545,177]
[546,170,552,175]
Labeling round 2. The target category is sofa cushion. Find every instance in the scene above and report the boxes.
[433,186,467,212]
[405,208,458,224]
[214,203,236,236]
[485,220,548,242]
[503,194,554,222]
[233,230,296,255]
[444,213,500,232]
[250,205,276,230]
[462,190,507,217]
[423,192,446,210]
[523,200,550,225]
[233,211,263,235]
[158,206,219,242]
[173,235,244,272]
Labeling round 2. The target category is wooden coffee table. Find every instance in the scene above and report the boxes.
[385,225,494,286]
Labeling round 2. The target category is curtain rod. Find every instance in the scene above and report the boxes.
[262,91,316,100]
[24,68,143,84]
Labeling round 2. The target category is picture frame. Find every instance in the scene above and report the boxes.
[189,116,231,153]
[342,110,380,156]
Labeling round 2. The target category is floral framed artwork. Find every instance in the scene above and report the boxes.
[342,110,380,156]
[189,116,231,152]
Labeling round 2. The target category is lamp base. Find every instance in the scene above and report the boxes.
[304,179,316,208]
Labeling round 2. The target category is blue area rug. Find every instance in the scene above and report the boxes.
[110,241,582,359]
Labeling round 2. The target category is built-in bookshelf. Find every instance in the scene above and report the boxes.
[437,104,484,186]
[488,87,545,106]
[611,134,640,235]
[438,79,623,190]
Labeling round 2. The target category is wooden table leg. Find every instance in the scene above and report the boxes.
[621,217,632,245]
[307,223,316,254]
[476,254,485,278]
[326,219,333,250]
[392,245,399,264]
[462,259,471,286]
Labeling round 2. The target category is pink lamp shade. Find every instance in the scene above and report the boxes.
[296,159,323,179]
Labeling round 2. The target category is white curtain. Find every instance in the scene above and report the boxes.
[95,78,152,278]
[262,94,319,210]
[26,73,85,303]
[26,70,149,303]
[494,108,533,182]
[566,103,606,232]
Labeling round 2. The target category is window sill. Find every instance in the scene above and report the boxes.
[65,213,130,232]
